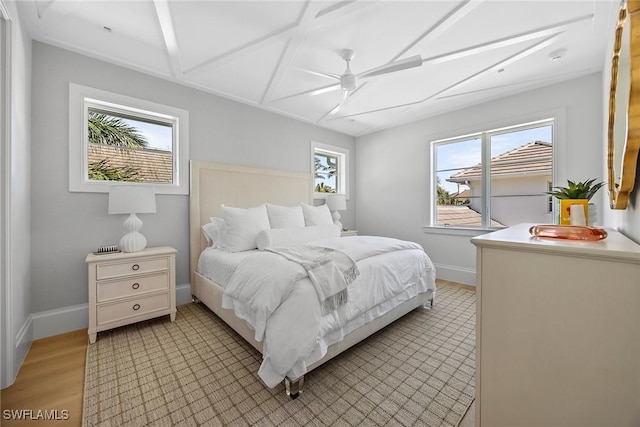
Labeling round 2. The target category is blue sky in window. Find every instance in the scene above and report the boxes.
[121,118,173,152]
[437,125,552,193]
[315,155,337,190]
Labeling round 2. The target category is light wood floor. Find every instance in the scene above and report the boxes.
[0,280,476,426]
[0,329,87,426]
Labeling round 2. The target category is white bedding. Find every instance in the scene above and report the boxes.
[197,235,436,388]
[197,247,256,287]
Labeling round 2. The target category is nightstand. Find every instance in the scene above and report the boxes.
[341,230,358,237]
[86,246,176,344]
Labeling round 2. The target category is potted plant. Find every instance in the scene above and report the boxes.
[546,179,605,225]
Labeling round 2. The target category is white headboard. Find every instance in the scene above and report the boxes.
[189,161,313,283]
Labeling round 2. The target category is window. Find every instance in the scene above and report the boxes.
[312,141,348,198]
[432,119,554,229]
[69,83,189,194]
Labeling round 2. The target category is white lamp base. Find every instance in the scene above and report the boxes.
[119,213,148,253]
[331,210,344,232]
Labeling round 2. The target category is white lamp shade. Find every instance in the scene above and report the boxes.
[108,186,157,214]
[326,194,347,211]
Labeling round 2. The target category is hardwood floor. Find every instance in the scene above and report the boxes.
[1,329,87,426]
[0,280,476,426]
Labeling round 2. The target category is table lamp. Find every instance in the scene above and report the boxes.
[108,186,157,252]
[326,194,347,231]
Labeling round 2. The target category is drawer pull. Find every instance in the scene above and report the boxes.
[132,283,140,290]
[133,304,141,311]
[132,264,140,271]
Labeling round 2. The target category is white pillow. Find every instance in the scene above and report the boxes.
[202,217,225,247]
[256,225,341,249]
[266,204,305,229]
[301,203,334,226]
[218,204,270,252]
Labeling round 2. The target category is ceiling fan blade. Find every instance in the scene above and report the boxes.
[358,55,423,79]
[296,67,342,81]
[318,90,350,122]
[331,90,350,114]
[309,84,342,96]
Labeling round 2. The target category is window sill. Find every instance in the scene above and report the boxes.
[422,225,499,237]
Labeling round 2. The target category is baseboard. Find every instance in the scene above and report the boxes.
[31,284,193,340]
[32,303,88,340]
[13,314,33,384]
[176,283,192,306]
[434,263,476,286]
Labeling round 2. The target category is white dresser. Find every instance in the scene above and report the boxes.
[86,246,177,343]
[471,224,640,427]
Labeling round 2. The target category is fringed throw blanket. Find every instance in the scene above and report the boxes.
[266,246,359,314]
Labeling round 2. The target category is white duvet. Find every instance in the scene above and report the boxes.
[220,235,436,388]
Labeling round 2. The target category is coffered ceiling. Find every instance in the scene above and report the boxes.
[18,0,618,136]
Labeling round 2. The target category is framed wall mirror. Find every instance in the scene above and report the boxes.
[608,0,640,209]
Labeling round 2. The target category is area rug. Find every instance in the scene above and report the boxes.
[83,285,475,426]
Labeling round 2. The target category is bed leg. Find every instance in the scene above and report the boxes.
[422,298,434,309]
[284,376,304,399]
[192,295,201,304]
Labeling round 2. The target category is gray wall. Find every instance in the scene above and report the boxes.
[354,73,604,285]
[30,41,355,313]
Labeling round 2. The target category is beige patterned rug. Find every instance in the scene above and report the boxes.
[83,285,475,426]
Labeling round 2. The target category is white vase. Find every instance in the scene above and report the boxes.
[588,203,597,226]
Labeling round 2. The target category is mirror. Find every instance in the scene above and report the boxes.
[608,0,640,209]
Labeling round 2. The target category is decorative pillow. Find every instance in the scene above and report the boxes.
[266,204,305,229]
[300,203,334,226]
[256,224,341,250]
[218,204,270,252]
[202,217,225,247]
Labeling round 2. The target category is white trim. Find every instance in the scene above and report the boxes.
[15,314,32,350]
[14,314,31,381]
[69,83,189,195]
[0,0,8,21]
[0,5,13,389]
[434,263,477,286]
[423,225,494,237]
[32,304,88,340]
[176,283,192,306]
[311,141,349,200]
[30,283,192,340]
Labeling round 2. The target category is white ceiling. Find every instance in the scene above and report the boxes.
[19,0,618,137]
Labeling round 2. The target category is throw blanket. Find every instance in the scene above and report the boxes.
[265,246,359,315]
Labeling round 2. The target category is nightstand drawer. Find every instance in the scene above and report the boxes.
[97,272,169,302]
[97,293,170,326]
[96,256,169,280]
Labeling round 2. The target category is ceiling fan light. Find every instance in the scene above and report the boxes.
[341,73,356,91]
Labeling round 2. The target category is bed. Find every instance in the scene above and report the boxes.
[189,160,436,397]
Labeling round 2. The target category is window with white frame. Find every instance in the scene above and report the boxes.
[69,83,189,194]
[432,119,554,228]
[312,142,348,198]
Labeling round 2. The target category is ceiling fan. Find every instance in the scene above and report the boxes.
[310,49,424,117]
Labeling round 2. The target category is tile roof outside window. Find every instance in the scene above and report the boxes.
[88,144,173,183]
[436,205,504,227]
[437,140,552,228]
[447,141,552,183]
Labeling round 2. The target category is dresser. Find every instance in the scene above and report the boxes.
[86,246,177,343]
[471,224,640,427]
